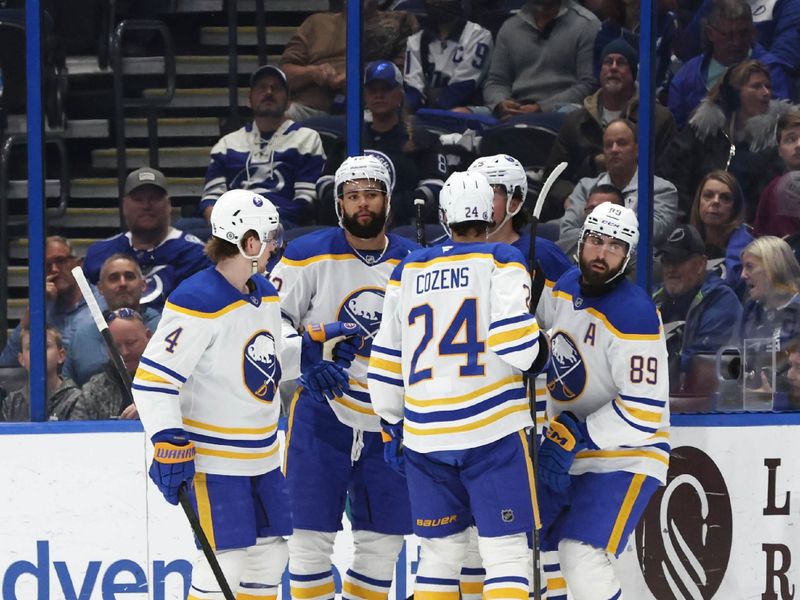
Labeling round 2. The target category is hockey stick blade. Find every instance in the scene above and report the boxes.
[70,266,236,600]
[532,161,567,222]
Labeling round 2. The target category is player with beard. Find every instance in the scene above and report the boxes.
[201,65,326,228]
[537,202,669,599]
[270,155,417,600]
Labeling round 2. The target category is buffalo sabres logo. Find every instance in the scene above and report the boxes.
[243,330,282,403]
[338,287,385,357]
[546,332,587,401]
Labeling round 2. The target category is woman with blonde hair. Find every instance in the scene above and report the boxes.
[689,169,753,295]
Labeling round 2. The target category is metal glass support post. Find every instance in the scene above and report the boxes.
[345,0,362,156]
[636,0,656,293]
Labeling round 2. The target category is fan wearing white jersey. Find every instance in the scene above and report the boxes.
[539,203,669,600]
[270,155,417,600]
[369,171,549,600]
[134,190,319,600]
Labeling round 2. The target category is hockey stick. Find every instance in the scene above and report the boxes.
[71,266,236,600]
[414,197,427,247]
[526,161,567,600]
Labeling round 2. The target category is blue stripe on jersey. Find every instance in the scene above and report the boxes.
[612,401,658,433]
[495,336,539,356]
[490,314,533,330]
[484,576,529,586]
[140,356,187,383]
[461,568,485,576]
[372,344,402,357]
[367,372,404,387]
[619,393,666,408]
[188,431,278,449]
[543,564,560,573]
[345,570,393,587]
[404,387,527,424]
[290,571,332,582]
[348,388,373,403]
[627,441,671,453]
[416,576,459,586]
[131,383,180,395]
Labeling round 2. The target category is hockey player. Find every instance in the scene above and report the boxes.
[270,155,417,600]
[539,202,669,599]
[368,170,550,600]
[133,189,353,599]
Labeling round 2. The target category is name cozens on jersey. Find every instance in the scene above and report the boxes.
[415,266,470,294]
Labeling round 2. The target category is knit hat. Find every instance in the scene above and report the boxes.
[601,38,639,81]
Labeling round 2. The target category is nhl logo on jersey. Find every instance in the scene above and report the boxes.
[546,331,587,401]
[501,509,515,523]
[243,330,282,403]
[338,287,385,356]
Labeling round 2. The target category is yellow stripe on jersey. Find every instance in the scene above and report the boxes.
[405,402,529,435]
[552,290,662,341]
[133,368,173,385]
[195,446,279,460]
[290,582,336,599]
[183,417,277,436]
[607,474,646,554]
[487,322,540,346]
[369,356,402,374]
[577,449,670,466]
[519,430,541,529]
[459,582,483,595]
[387,279,401,287]
[282,254,401,267]
[483,587,528,600]
[405,375,523,407]
[414,591,460,600]
[616,398,663,423]
[194,472,216,550]
[283,388,302,475]
[166,299,245,319]
[342,581,389,600]
[334,395,377,415]
[404,253,526,272]
[238,594,276,600]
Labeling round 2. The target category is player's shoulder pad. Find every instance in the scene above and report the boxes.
[489,242,528,269]
[535,237,573,280]
[595,280,662,336]
[165,267,248,316]
[252,273,280,298]
[552,266,581,293]
[386,233,420,259]
[281,227,343,262]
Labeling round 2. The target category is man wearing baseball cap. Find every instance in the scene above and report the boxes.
[653,224,742,394]
[200,64,325,228]
[83,166,211,311]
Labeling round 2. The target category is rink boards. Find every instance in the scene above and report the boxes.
[0,413,798,600]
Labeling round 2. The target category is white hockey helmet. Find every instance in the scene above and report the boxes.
[334,154,392,224]
[579,202,639,276]
[210,189,283,261]
[438,170,494,236]
[468,154,528,206]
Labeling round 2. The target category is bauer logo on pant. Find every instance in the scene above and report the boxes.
[546,331,587,401]
[243,330,281,403]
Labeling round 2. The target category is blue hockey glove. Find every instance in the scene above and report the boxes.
[537,412,589,493]
[332,336,363,368]
[381,420,406,476]
[149,429,196,506]
[300,361,350,401]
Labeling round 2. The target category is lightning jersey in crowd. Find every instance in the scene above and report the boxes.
[133,267,300,477]
[368,242,543,452]
[83,228,211,312]
[201,120,326,225]
[404,21,493,111]
[546,267,670,482]
[270,227,418,431]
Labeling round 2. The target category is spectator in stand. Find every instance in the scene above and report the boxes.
[753,111,800,236]
[558,118,678,258]
[0,236,99,367]
[653,224,743,394]
[674,0,800,80]
[544,38,676,217]
[280,0,418,120]
[201,66,325,229]
[666,60,791,220]
[83,167,210,312]
[0,326,83,422]
[64,254,160,386]
[403,0,494,113]
[785,342,800,409]
[668,0,793,130]
[735,236,800,401]
[483,0,600,120]
[71,308,150,421]
[690,170,754,295]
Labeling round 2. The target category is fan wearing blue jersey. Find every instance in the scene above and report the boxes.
[133,190,349,600]
[369,171,550,600]
[539,203,669,600]
[270,155,417,600]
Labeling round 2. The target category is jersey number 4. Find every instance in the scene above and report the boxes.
[408,298,485,384]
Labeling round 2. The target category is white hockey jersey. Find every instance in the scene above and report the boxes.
[545,268,671,482]
[404,21,493,110]
[270,227,418,432]
[368,242,544,452]
[133,267,300,477]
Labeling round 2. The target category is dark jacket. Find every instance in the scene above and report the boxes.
[665,99,792,220]
[71,362,132,421]
[654,273,743,389]
[544,89,676,219]
[0,377,84,422]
